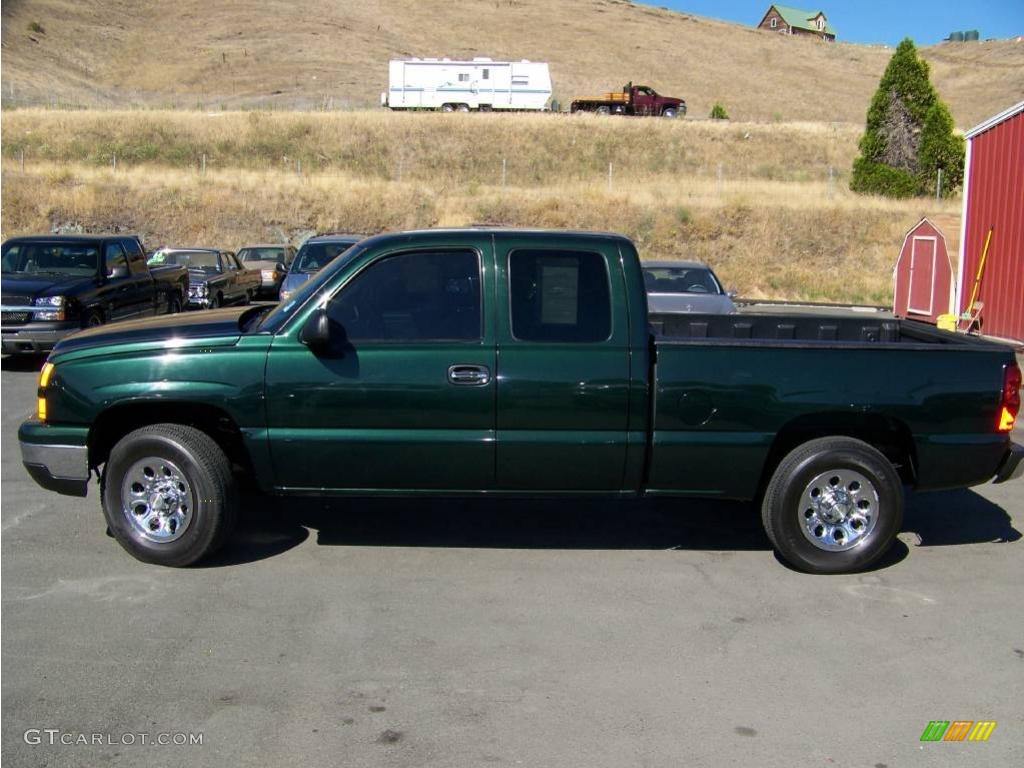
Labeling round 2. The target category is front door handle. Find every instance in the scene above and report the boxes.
[448,364,490,386]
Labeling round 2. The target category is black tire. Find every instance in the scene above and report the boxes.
[761,437,903,574]
[596,106,612,115]
[83,309,104,329]
[101,424,237,566]
[166,294,182,315]
[662,108,678,119]
[441,103,455,113]
[208,293,221,309]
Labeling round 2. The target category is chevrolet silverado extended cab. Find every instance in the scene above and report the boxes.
[2,235,188,354]
[19,230,1023,573]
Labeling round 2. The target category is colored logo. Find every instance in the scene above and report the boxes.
[920,721,996,742]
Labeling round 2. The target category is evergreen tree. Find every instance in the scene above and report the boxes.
[918,101,966,197]
[850,38,960,198]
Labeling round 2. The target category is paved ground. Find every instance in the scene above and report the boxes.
[2,354,1022,767]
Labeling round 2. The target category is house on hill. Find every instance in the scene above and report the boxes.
[758,5,837,41]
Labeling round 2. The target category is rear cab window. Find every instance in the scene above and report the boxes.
[508,249,612,342]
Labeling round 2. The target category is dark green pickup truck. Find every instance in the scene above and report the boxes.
[19,229,1023,573]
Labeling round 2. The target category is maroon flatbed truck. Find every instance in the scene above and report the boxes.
[570,82,686,117]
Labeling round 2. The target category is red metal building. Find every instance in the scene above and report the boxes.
[893,217,954,324]
[956,100,1024,344]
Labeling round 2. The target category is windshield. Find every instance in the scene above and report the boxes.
[148,250,221,271]
[642,267,722,295]
[257,243,366,333]
[238,247,285,264]
[292,241,357,274]
[1,242,100,277]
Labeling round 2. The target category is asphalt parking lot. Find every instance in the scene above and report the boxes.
[2,353,1022,767]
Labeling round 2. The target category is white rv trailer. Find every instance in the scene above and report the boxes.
[382,58,552,112]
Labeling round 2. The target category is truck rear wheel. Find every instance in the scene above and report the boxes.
[596,106,611,115]
[441,103,455,113]
[101,424,237,566]
[761,437,903,574]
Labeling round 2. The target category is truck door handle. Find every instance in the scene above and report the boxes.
[448,364,490,386]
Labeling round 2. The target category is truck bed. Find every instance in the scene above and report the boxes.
[646,313,1016,499]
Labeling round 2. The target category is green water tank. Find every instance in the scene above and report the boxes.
[949,31,965,41]
[965,30,980,41]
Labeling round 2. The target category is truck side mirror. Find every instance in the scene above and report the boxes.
[299,306,333,351]
[107,264,129,279]
[276,263,287,274]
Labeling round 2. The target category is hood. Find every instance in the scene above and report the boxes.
[187,268,221,285]
[52,306,251,357]
[281,272,313,292]
[2,273,98,303]
[647,293,736,315]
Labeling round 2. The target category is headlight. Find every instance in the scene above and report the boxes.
[189,283,209,297]
[33,296,66,321]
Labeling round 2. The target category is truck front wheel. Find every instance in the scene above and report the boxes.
[662,108,678,119]
[596,106,611,115]
[101,424,237,566]
[761,437,903,574]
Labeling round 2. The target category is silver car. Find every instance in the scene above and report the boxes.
[279,235,362,304]
[236,244,297,299]
[642,260,737,314]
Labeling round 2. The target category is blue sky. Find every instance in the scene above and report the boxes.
[641,1,1024,45]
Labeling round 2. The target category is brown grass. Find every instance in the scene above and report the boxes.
[0,109,959,304]
[2,1,1022,126]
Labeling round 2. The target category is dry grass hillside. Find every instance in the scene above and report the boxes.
[1,110,959,304]
[2,0,1022,125]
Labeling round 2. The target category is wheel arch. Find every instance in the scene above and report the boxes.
[89,401,257,485]
[758,412,917,497]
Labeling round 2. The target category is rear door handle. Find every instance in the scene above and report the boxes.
[448,364,490,386]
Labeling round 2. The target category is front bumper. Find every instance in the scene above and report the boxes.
[20,439,90,497]
[1,320,79,355]
[993,442,1024,484]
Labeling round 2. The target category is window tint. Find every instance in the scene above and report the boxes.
[329,250,481,342]
[123,238,147,274]
[104,242,127,274]
[509,250,611,342]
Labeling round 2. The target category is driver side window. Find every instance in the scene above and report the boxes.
[104,243,127,275]
[328,250,481,342]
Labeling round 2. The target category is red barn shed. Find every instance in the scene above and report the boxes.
[956,100,1024,344]
[893,217,955,323]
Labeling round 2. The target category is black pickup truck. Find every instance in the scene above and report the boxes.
[1,235,188,355]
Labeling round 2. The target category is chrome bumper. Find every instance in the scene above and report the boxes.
[20,441,90,497]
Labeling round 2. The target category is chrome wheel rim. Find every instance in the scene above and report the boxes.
[799,469,878,551]
[121,457,193,543]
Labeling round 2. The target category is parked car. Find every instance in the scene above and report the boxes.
[147,248,260,309]
[236,244,297,299]
[570,82,686,117]
[1,235,187,355]
[20,229,1022,573]
[642,260,737,314]
[278,234,362,303]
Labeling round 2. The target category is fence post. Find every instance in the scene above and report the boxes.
[202,153,207,175]
[20,148,25,174]
[297,159,302,177]
[936,168,943,199]
[501,158,507,187]
[112,153,117,173]
[828,165,834,198]
[607,162,613,193]
[717,162,723,194]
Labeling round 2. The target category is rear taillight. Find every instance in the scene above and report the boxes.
[998,362,1021,432]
